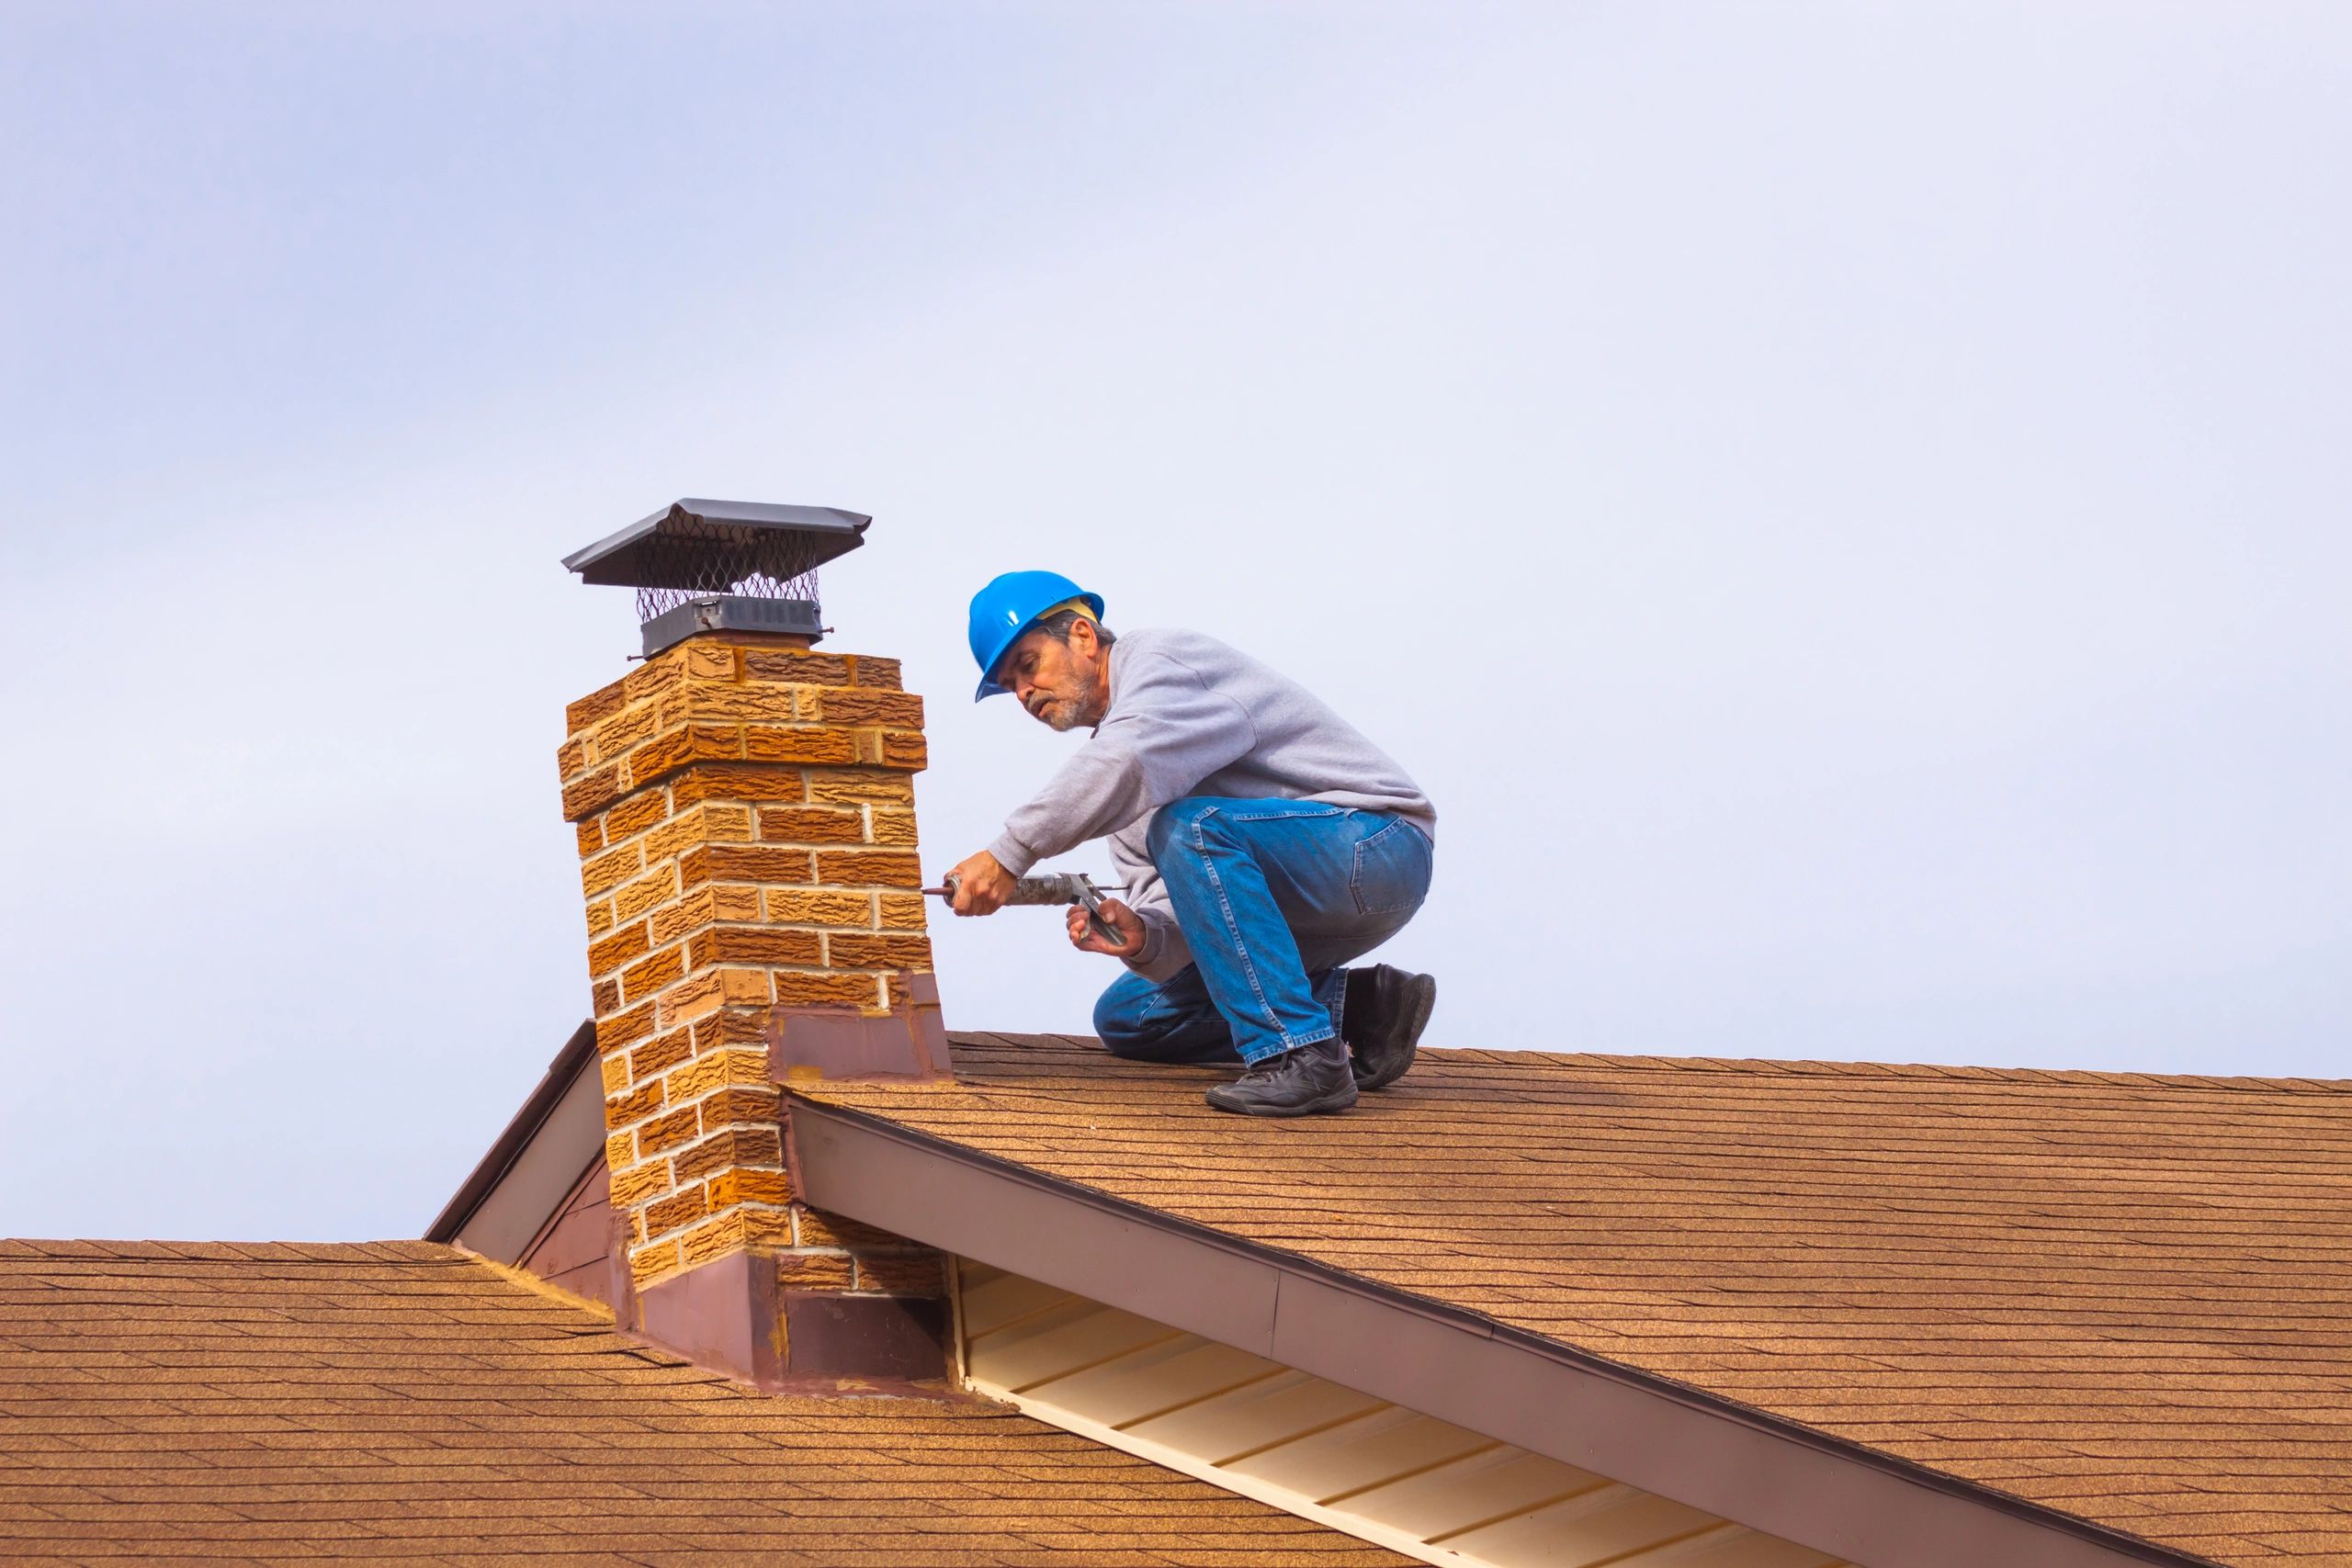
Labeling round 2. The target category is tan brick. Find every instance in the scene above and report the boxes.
[628,1236,683,1288]
[804,769,915,807]
[605,1130,635,1172]
[673,1126,783,1184]
[658,965,770,1025]
[683,641,738,681]
[585,700,665,767]
[647,887,716,948]
[741,649,852,686]
[740,1205,794,1246]
[608,1158,672,1212]
[573,818,602,856]
[644,803,757,864]
[667,1046,768,1103]
[643,1184,709,1238]
[817,688,925,728]
[626,724,741,785]
[584,897,615,938]
[604,789,671,843]
[599,1052,629,1097]
[814,849,922,889]
[876,893,927,931]
[854,1251,945,1297]
[587,920,650,979]
[694,844,814,886]
[635,1105,701,1158]
[879,729,928,769]
[826,932,933,970]
[604,1077,664,1128]
[693,927,823,968]
[765,888,876,927]
[700,1084,783,1127]
[711,883,763,920]
[562,764,624,822]
[680,1210,747,1269]
[579,842,640,898]
[866,810,918,847]
[620,944,685,1004]
[692,1008,770,1052]
[708,1168,794,1209]
[567,678,630,735]
[774,1252,854,1291]
[595,1000,657,1053]
[793,1205,910,1251]
[756,806,865,845]
[621,654,687,705]
[681,682,806,725]
[773,970,883,1009]
[592,977,620,1017]
[613,864,679,923]
[742,725,856,766]
[847,655,903,690]
[670,763,808,807]
[629,1026,693,1085]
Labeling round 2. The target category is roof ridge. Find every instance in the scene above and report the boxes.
[939,1032,2352,1093]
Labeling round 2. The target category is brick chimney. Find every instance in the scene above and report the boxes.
[555,502,954,1389]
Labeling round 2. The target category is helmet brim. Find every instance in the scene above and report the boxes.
[969,590,1104,703]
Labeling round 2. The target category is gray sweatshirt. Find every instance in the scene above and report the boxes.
[986,626,1435,982]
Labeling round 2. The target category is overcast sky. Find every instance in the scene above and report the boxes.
[4,1,2346,1242]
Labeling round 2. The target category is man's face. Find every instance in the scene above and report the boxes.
[1001,621,1108,732]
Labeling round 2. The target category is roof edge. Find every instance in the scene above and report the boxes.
[424,1021,596,1243]
[788,1094,2212,1568]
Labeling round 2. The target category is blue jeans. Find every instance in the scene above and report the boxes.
[1093,798,1433,1065]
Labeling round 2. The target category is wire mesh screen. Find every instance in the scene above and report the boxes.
[628,517,826,621]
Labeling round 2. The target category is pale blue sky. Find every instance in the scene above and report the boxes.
[3,2,2346,1241]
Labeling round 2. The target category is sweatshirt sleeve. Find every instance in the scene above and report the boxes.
[985,649,1258,875]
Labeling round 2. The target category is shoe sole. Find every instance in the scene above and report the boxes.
[1204,1083,1360,1117]
[1360,973,1436,1091]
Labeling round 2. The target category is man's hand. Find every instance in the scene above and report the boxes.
[1067,897,1147,959]
[944,850,1018,916]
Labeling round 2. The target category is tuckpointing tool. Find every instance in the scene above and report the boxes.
[924,871,1128,947]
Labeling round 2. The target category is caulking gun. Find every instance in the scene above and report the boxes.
[923,871,1127,947]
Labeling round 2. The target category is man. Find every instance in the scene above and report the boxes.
[942,570,1438,1117]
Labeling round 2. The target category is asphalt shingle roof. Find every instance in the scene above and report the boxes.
[0,1238,1406,1565]
[803,1033,2352,1566]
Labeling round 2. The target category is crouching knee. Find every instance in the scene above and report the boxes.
[1092,974,1159,1059]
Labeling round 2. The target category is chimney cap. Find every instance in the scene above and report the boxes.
[562,499,871,590]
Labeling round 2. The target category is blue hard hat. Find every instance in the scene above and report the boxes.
[967,570,1106,701]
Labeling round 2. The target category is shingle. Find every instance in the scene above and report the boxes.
[0,1245,1403,1565]
[802,1034,2352,1568]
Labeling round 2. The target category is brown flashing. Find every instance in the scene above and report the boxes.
[424,1021,597,1245]
[787,1096,2211,1568]
[625,1247,950,1392]
[765,971,952,1083]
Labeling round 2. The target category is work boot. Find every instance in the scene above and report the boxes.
[1204,1037,1359,1117]
[1344,964,1437,1091]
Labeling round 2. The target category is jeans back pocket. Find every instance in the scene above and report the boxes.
[1351,818,1433,916]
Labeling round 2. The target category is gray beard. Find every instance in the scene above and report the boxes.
[1042,691,1105,732]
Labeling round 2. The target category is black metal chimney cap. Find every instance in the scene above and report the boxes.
[561,499,870,590]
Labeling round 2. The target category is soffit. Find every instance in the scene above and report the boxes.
[0,1239,1408,1565]
[797,1033,2352,1567]
[958,1257,1850,1568]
